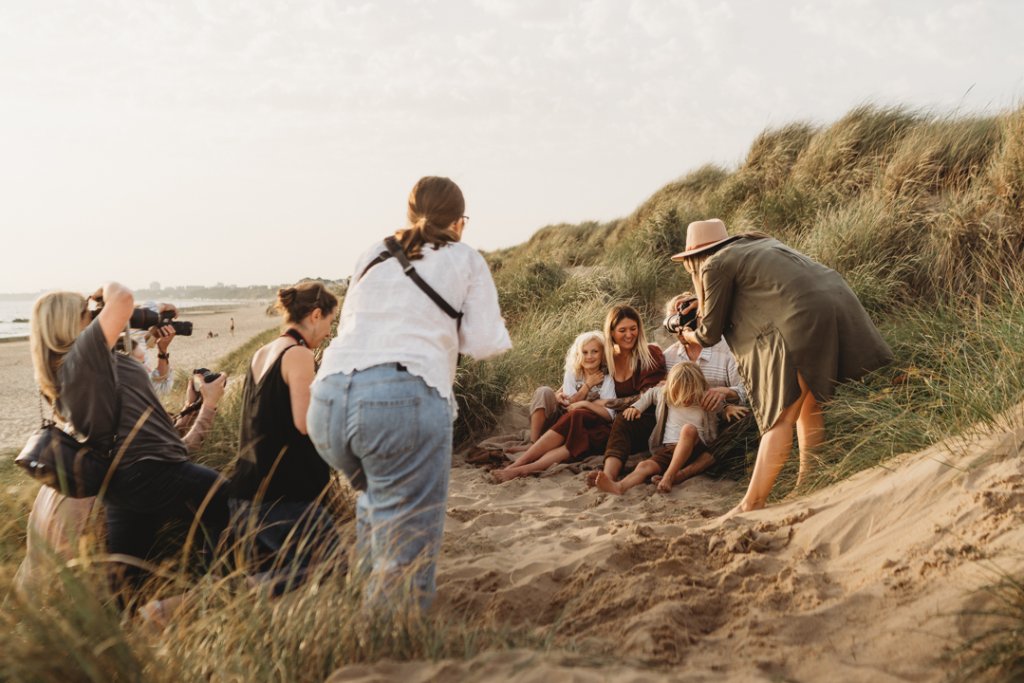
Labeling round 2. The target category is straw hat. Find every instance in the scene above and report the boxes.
[670,218,742,261]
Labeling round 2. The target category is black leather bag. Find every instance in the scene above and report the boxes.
[15,423,116,498]
[16,345,124,499]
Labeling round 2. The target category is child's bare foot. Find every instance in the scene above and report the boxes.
[651,474,663,485]
[656,478,673,493]
[594,472,622,495]
[492,468,520,483]
[584,471,601,487]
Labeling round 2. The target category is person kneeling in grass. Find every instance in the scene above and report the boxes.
[596,361,747,495]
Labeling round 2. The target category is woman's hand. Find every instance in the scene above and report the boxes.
[622,407,640,421]
[199,374,228,409]
[567,400,590,412]
[681,328,701,348]
[723,404,749,422]
[554,388,570,407]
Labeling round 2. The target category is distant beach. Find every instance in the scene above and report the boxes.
[0,301,276,451]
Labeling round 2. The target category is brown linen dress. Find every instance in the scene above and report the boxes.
[693,237,894,434]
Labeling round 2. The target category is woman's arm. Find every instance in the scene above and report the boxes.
[95,282,134,349]
[694,262,734,348]
[281,346,316,434]
[458,250,512,360]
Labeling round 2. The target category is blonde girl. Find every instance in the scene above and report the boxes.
[525,330,613,443]
[497,331,616,481]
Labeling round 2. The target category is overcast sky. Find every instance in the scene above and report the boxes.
[1,0,1022,293]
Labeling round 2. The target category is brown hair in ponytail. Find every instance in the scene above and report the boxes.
[395,176,465,260]
[275,281,339,325]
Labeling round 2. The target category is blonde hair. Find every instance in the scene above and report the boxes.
[564,330,606,379]
[30,291,87,406]
[395,176,465,260]
[603,304,657,376]
[664,361,709,408]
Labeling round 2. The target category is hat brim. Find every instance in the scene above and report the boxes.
[670,234,743,262]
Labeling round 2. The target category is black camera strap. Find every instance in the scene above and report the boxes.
[358,236,464,331]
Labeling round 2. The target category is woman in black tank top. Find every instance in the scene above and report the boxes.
[229,281,341,594]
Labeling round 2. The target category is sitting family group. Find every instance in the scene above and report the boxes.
[496,218,894,516]
[15,177,892,623]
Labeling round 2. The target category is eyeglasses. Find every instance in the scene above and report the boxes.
[462,215,470,222]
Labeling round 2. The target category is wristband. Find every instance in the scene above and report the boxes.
[158,352,170,360]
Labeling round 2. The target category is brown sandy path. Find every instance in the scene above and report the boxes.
[329,406,1024,682]
[0,302,275,451]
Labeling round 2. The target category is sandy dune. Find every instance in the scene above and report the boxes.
[331,405,1024,682]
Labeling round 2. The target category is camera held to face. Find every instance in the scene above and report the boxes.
[663,298,699,335]
[90,302,193,336]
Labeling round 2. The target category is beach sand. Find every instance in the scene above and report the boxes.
[0,301,276,451]
[329,404,1024,682]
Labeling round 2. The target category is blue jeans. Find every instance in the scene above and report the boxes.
[308,364,451,612]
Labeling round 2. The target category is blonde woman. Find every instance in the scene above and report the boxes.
[494,330,616,481]
[28,283,229,603]
[584,304,667,487]
[597,362,741,495]
[674,219,893,513]
[309,176,511,613]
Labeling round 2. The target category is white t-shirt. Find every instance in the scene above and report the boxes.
[663,403,708,445]
[560,369,617,419]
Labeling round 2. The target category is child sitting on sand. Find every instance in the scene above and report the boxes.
[494,330,615,482]
[596,361,746,495]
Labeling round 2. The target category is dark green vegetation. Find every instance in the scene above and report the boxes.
[1,104,1022,681]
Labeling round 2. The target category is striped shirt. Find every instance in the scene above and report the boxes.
[663,339,747,406]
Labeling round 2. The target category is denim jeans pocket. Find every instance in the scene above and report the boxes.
[354,396,420,459]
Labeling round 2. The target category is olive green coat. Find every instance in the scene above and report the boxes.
[693,237,893,434]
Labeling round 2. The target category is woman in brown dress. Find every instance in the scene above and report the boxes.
[674,219,893,513]
[585,304,667,487]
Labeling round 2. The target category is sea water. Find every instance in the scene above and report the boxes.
[0,298,249,339]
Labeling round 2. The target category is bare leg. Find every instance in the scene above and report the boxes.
[529,408,549,443]
[596,460,661,495]
[731,382,809,513]
[494,446,572,482]
[794,374,824,489]
[586,457,623,487]
[503,430,565,469]
[657,426,699,493]
[670,452,715,484]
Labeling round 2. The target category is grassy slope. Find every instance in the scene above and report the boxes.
[2,103,1023,681]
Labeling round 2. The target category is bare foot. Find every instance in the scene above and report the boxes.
[656,478,673,494]
[492,468,520,483]
[584,471,601,487]
[651,474,663,485]
[594,472,622,495]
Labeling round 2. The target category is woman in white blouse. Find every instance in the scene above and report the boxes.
[308,176,511,613]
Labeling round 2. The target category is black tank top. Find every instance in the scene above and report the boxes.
[230,340,330,504]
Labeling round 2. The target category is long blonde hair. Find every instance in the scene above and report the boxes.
[664,361,708,408]
[564,330,606,379]
[603,304,657,376]
[394,176,465,260]
[30,291,87,406]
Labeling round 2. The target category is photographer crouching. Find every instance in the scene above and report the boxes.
[27,282,229,608]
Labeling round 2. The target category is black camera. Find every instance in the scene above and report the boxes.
[663,299,699,335]
[128,307,193,336]
[191,367,223,392]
